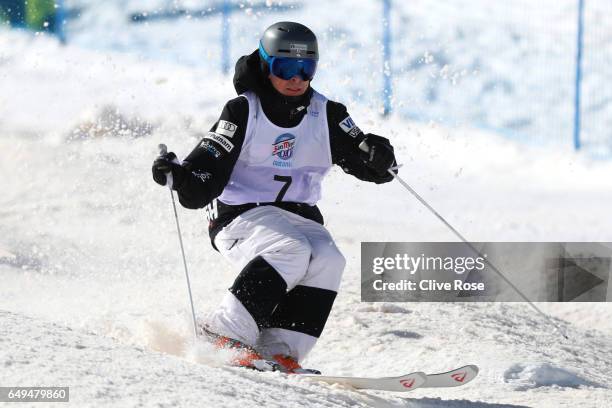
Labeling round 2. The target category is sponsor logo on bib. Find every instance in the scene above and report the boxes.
[272,133,296,168]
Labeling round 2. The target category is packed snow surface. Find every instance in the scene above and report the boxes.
[1,1,612,406]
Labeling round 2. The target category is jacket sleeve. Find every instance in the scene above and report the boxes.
[327,101,394,184]
[173,96,248,209]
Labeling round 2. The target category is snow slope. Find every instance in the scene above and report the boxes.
[1,12,612,408]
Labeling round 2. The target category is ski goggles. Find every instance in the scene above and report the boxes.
[259,43,317,81]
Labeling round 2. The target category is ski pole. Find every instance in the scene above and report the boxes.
[158,143,199,340]
[358,141,568,340]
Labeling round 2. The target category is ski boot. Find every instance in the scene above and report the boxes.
[272,354,321,375]
[198,324,280,372]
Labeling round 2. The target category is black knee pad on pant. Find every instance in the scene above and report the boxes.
[229,256,288,330]
[268,285,337,338]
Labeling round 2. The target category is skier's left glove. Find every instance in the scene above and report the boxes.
[360,133,397,178]
[152,152,186,189]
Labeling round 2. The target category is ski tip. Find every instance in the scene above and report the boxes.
[462,365,479,384]
[459,364,479,374]
[421,364,480,388]
[463,364,479,379]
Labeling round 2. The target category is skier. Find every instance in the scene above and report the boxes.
[152,21,397,373]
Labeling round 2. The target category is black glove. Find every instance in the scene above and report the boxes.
[360,133,396,177]
[152,152,186,188]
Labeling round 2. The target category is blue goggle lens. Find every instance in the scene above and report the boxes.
[259,43,317,81]
[270,57,317,81]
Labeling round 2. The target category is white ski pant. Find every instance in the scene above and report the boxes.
[208,206,345,361]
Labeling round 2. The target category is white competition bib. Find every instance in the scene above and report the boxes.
[218,90,332,206]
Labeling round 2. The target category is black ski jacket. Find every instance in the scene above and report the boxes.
[173,49,395,246]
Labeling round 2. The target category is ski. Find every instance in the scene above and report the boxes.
[303,371,427,392]
[302,365,478,392]
[421,365,479,388]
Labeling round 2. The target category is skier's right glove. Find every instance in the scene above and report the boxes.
[152,152,186,189]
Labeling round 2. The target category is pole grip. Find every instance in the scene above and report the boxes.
[358,140,370,153]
